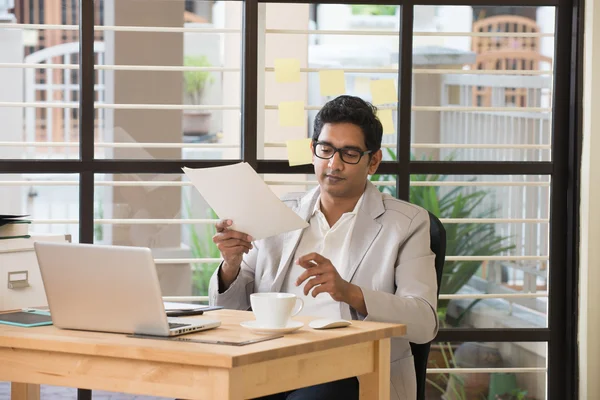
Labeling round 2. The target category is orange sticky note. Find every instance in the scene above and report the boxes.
[377,109,395,135]
[370,79,397,105]
[274,58,300,83]
[286,138,313,166]
[278,101,305,127]
[354,77,371,94]
[319,70,346,96]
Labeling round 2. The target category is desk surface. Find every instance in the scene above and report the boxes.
[0,310,405,399]
[0,310,405,369]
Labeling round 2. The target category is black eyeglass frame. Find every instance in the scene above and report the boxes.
[312,140,373,165]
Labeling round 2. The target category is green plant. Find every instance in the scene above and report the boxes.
[350,5,398,16]
[371,149,515,326]
[183,55,215,105]
[186,205,220,296]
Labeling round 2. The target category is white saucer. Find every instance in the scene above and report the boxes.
[240,320,304,335]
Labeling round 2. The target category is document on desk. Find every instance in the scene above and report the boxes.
[183,163,309,240]
[128,333,284,346]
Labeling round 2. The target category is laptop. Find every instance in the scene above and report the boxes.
[34,242,221,337]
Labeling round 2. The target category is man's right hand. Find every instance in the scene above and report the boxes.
[213,220,253,289]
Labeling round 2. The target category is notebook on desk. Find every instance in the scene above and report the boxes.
[34,242,221,337]
[0,310,53,327]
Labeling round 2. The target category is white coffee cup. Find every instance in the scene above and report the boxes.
[250,293,304,328]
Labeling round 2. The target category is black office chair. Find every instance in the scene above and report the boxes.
[409,211,446,400]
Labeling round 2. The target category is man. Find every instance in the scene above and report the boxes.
[209,95,438,400]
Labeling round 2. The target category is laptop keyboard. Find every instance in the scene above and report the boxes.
[168,322,191,330]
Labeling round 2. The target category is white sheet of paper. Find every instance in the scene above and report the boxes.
[183,163,309,240]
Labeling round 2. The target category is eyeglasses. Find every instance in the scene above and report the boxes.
[313,141,372,165]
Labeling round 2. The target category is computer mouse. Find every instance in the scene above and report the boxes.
[308,318,352,330]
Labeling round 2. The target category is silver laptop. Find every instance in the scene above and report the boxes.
[34,242,221,337]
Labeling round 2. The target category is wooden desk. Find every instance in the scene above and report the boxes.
[0,310,405,400]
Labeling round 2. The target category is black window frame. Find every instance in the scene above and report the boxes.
[0,0,582,398]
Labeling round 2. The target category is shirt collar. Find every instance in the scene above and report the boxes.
[312,191,366,217]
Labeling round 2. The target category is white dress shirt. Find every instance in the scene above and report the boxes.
[281,193,365,319]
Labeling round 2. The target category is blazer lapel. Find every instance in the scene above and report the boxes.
[344,182,385,282]
[270,188,320,292]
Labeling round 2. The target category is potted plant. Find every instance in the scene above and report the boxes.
[182,55,215,137]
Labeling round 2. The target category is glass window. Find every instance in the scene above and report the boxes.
[0,173,80,240]
[412,6,555,162]
[0,0,82,159]
[408,174,550,328]
[95,0,242,160]
[426,341,546,400]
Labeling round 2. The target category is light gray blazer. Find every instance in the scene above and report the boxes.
[208,181,439,400]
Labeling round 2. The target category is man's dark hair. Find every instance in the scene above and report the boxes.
[312,95,383,153]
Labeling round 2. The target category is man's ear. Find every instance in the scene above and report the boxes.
[368,149,383,175]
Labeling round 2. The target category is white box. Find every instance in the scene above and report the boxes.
[0,234,70,311]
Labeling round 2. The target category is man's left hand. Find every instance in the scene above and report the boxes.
[295,252,351,302]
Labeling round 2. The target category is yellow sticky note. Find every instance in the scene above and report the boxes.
[274,58,300,83]
[377,109,395,135]
[278,101,305,127]
[354,77,371,94]
[286,138,313,166]
[370,79,397,105]
[319,70,346,96]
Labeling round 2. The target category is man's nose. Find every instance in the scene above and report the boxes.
[328,151,344,169]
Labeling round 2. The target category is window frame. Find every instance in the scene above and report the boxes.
[0,0,582,398]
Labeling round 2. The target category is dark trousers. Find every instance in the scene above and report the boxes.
[253,377,359,400]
